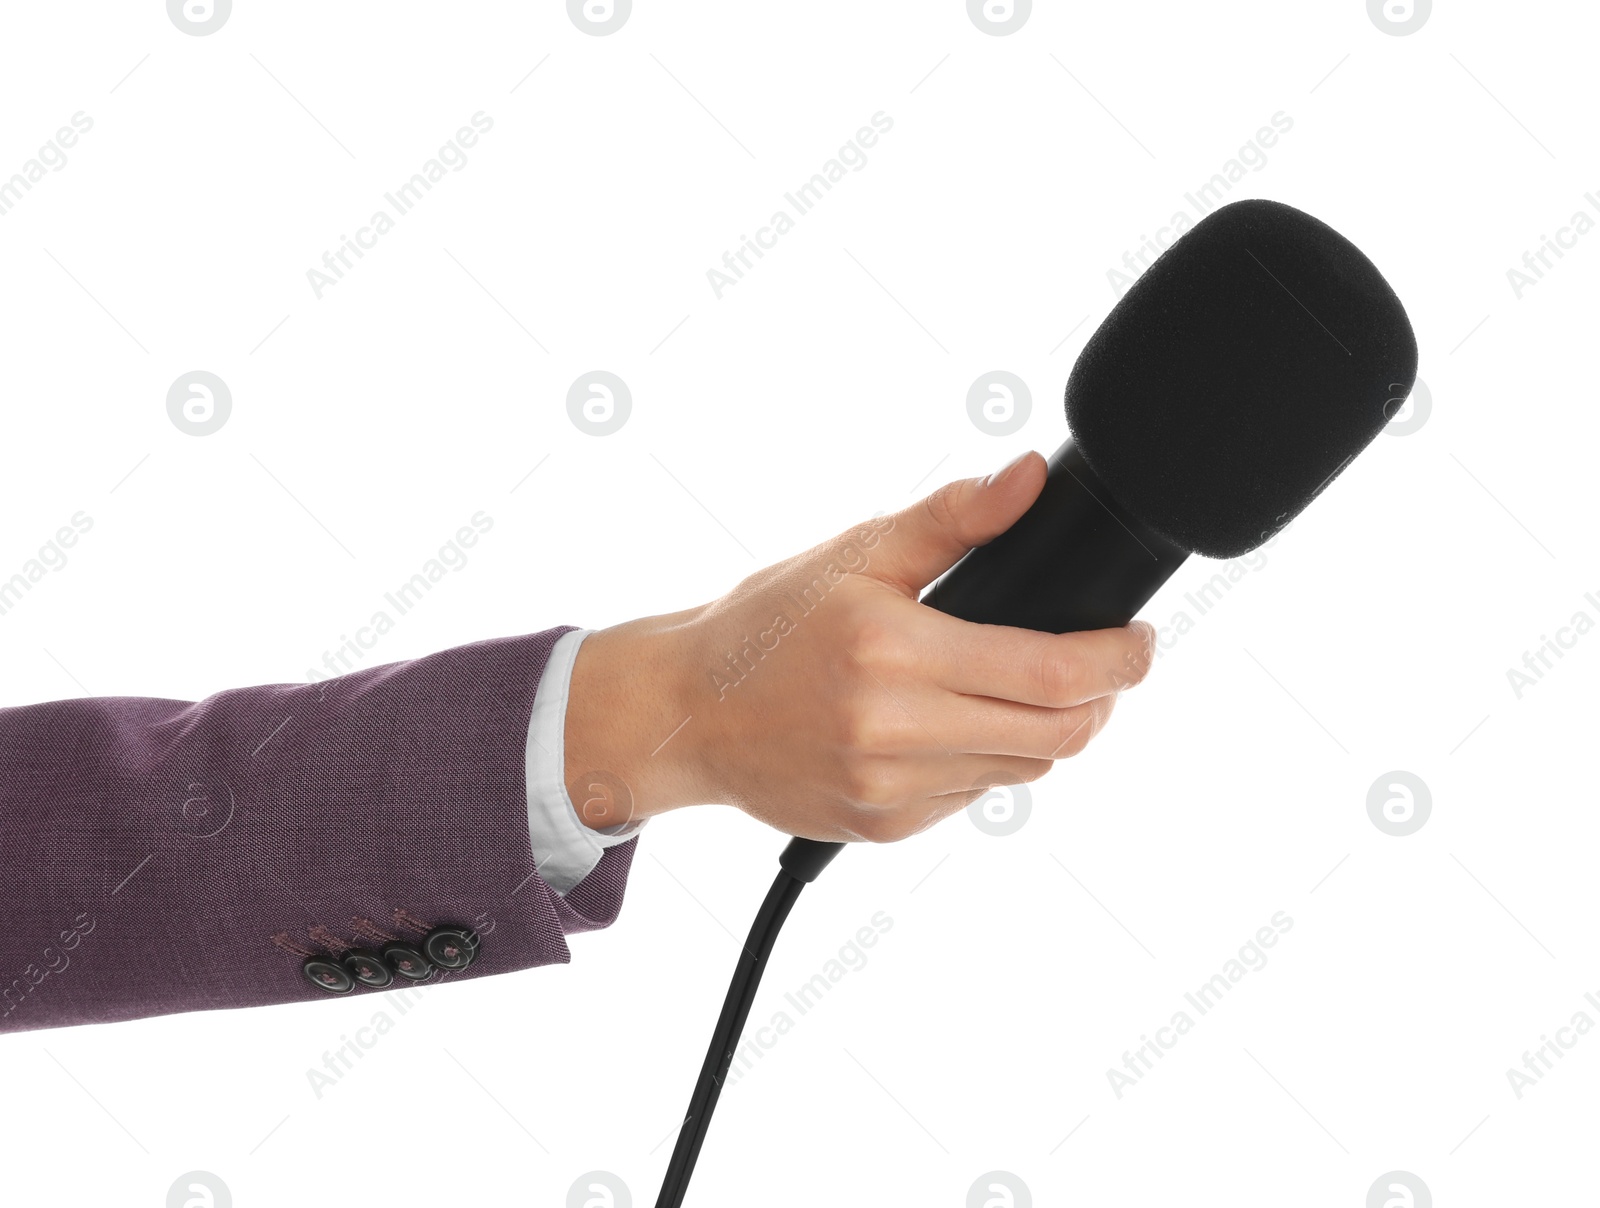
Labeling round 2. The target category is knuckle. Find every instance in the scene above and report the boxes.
[839,699,897,754]
[888,809,927,843]
[843,759,901,809]
[1037,650,1081,707]
[847,614,902,669]
[850,809,910,845]
[920,480,964,534]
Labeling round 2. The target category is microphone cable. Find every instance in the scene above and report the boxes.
[653,837,843,1208]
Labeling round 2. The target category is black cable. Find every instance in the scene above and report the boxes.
[654,838,844,1208]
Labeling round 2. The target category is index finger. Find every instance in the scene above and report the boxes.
[915,606,1155,708]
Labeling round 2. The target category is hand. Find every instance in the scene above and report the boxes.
[563,450,1155,843]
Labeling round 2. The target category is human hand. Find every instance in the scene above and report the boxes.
[564,450,1155,843]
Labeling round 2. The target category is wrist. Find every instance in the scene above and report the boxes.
[563,607,714,829]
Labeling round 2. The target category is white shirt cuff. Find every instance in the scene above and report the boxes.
[525,628,646,895]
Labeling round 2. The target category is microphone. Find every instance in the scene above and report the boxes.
[924,196,1418,631]
[655,198,1418,1207]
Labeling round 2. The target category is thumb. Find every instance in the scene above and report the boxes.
[867,450,1046,595]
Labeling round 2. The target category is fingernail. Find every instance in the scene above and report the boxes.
[1132,619,1157,663]
[984,451,1030,488]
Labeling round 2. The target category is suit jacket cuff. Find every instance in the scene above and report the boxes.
[525,628,647,895]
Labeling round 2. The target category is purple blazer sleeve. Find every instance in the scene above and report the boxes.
[0,625,636,1035]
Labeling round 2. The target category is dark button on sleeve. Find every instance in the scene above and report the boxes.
[382,942,432,981]
[342,949,394,988]
[302,957,355,994]
[423,925,481,971]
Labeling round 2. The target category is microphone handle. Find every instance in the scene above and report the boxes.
[924,436,1189,631]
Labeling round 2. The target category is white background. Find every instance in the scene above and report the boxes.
[0,1,1594,1205]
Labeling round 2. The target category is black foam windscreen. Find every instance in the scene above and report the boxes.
[1064,198,1418,559]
